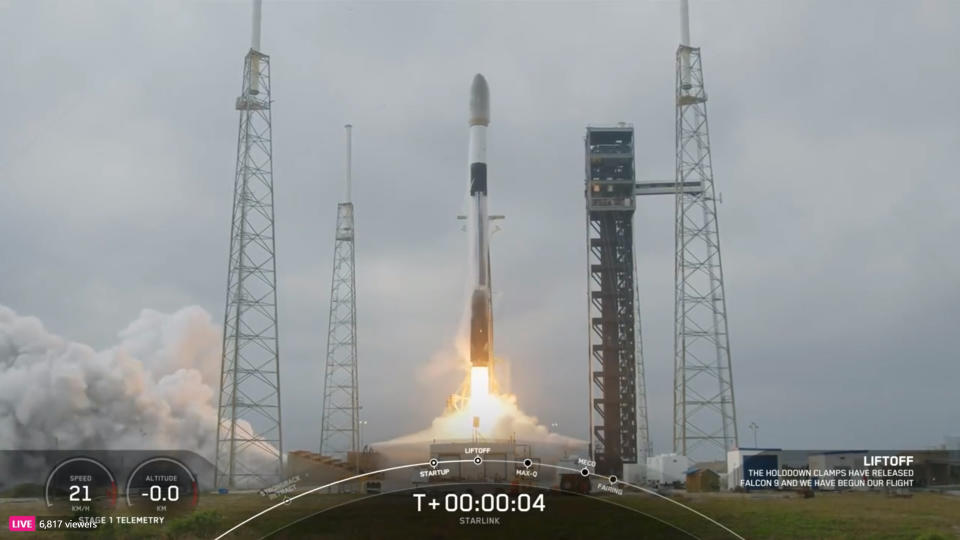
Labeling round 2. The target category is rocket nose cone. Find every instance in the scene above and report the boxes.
[469,74,490,126]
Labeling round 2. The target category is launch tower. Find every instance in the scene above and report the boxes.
[584,125,646,477]
[319,125,361,461]
[673,0,739,460]
[215,0,284,489]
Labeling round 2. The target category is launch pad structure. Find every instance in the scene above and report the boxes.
[584,125,645,478]
[210,0,736,488]
[215,0,284,490]
[672,14,738,460]
[584,0,738,475]
[319,125,362,463]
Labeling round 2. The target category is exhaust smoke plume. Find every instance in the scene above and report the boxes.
[376,338,585,461]
[0,304,277,482]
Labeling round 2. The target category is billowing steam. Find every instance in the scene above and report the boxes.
[0,304,276,480]
[374,368,585,468]
[376,339,585,464]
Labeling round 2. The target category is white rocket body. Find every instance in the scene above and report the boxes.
[468,74,493,368]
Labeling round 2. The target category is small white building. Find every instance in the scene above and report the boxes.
[621,462,649,485]
[647,453,693,485]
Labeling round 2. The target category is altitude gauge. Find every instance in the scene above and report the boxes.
[44,457,117,512]
[125,457,198,515]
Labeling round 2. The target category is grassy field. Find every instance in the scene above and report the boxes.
[659,491,960,539]
[4,490,958,539]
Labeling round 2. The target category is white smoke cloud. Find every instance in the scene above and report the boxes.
[0,304,276,480]
[372,384,587,472]
[378,390,580,447]
[376,342,586,466]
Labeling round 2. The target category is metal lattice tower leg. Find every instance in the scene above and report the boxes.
[633,252,652,473]
[215,28,284,489]
[673,42,738,461]
[319,125,360,462]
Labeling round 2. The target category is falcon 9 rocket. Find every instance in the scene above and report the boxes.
[468,74,493,380]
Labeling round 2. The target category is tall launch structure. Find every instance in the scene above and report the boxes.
[673,0,738,459]
[319,125,361,461]
[216,0,284,489]
[584,124,646,477]
[584,0,741,473]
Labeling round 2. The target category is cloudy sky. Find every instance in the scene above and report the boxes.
[1,0,958,455]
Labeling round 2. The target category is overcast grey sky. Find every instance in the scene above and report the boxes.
[1,0,958,455]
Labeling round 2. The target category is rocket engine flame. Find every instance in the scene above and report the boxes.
[470,366,489,400]
[468,365,499,424]
[376,340,582,451]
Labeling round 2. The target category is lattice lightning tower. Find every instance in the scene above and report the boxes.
[216,0,284,489]
[673,0,738,460]
[319,125,361,461]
